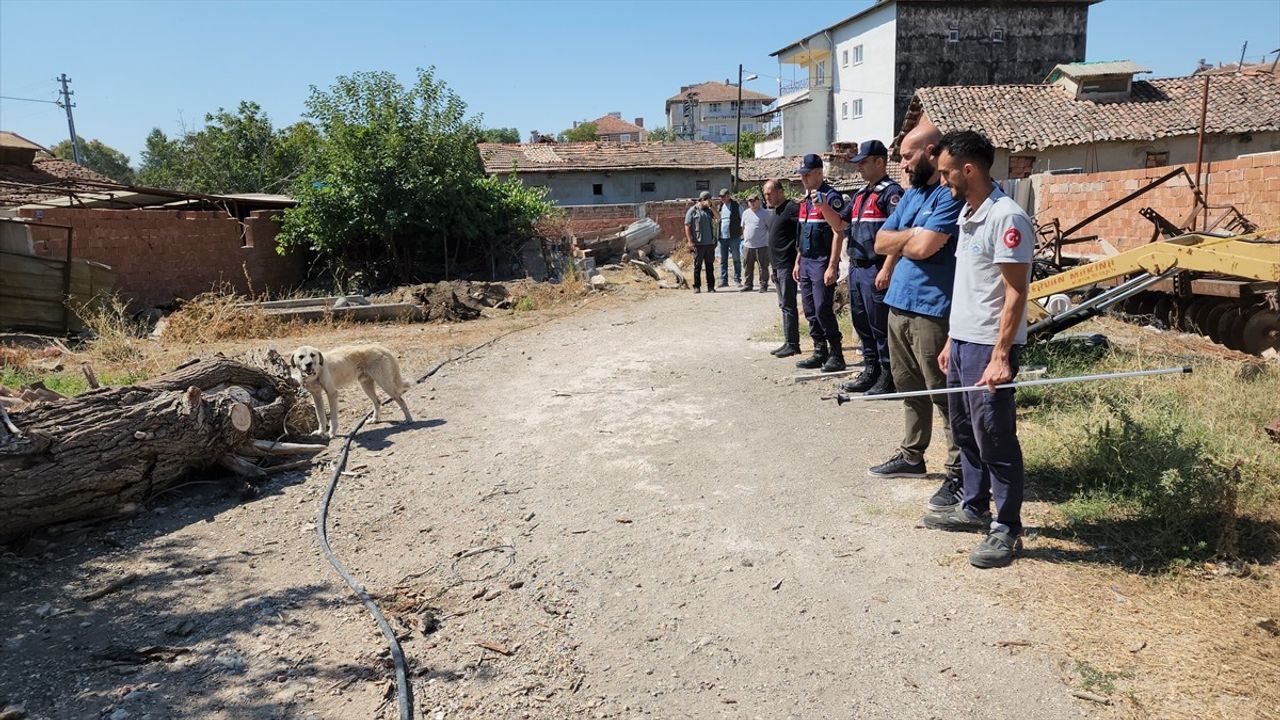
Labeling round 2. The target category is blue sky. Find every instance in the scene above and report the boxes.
[1,0,1277,165]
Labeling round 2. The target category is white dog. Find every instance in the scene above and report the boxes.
[290,344,413,437]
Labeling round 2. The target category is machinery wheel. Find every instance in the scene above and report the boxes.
[1242,309,1280,356]
[1215,307,1245,347]
[1120,295,1146,315]
[1203,302,1232,341]
[1152,295,1175,328]
[1132,293,1159,319]
[1224,309,1251,351]
[1182,298,1216,334]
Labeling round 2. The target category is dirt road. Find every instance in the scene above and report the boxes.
[1,290,1093,719]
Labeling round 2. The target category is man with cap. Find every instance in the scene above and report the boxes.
[792,153,851,373]
[740,194,773,292]
[684,190,718,293]
[841,139,903,396]
[717,188,743,288]
[764,178,801,357]
[867,124,964,516]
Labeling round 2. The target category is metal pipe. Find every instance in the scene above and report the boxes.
[832,366,1191,403]
[1194,74,1209,231]
[1027,270,1173,336]
[734,63,743,190]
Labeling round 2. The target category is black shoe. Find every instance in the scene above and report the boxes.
[863,371,896,396]
[740,285,753,292]
[693,287,702,293]
[927,475,963,511]
[759,286,769,293]
[922,506,991,532]
[970,526,1022,568]
[821,347,846,373]
[795,343,829,370]
[708,287,717,293]
[772,344,801,358]
[867,451,926,479]
[840,368,878,393]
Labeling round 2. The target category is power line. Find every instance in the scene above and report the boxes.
[0,94,60,104]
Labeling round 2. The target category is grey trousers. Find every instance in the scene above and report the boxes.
[887,307,961,474]
[742,246,771,288]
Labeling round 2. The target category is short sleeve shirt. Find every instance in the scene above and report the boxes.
[882,183,963,317]
[949,185,1035,346]
[685,205,715,246]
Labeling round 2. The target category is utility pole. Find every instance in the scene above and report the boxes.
[56,73,83,165]
[734,64,743,190]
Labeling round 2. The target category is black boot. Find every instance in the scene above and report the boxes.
[821,343,847,372]
[795,342,828,369]
[771,343,799,357]
[864,369,896,396]
[841,367,878,393]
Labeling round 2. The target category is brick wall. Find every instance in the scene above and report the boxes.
[1035,151,1280,254]
[19,208,307,309]
[560,199,697,254]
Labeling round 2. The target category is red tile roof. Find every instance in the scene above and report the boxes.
[0,157,116,207]
[666,81,776,107]
[739,155,904,192]
[479,141,734,173]
[591,115,645,136]
[908,73,1280,152]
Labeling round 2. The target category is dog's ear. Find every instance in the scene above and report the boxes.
[315,350,324,366]
[289,352,297,368]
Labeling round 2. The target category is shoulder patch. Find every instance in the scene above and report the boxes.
[1003,226,1023,249]
[888,194,900,206]
[829,195,845,211]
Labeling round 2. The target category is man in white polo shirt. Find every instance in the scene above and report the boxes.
[921,130,1034,569]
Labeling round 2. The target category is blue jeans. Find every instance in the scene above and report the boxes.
[947,339,1025,534]
[718,237,741,284]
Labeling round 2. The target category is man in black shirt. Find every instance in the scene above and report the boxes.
[764,179,800,357]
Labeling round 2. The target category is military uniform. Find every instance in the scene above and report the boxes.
[795,175,851,370]
[846,175,903,380]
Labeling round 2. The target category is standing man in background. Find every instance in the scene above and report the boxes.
[685,190,718,293]
[740,194,773,292]
[717,188,743,288]
[866,124,964,517]
[764,179,800,358]
[923,130,1034,569]
[841,139,903,396]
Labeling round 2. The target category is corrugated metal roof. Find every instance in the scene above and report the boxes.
[1046,60,1152,82]
[0,131,48,152]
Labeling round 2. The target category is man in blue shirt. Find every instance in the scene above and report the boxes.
[717,188,743,287]
[866,124,964,513]
[841,139,903,397]
[792,154,852,373]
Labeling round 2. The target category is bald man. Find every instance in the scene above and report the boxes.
[866,124,964,515]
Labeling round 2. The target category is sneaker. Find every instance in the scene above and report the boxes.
[693,287,702,294]
[759,286,769,293]
[840,368,878,393]
[740,285,754,292]
[970,526,1022,568]
[717,281,729,288]
[922,506,991,532]
[867,451,927,479]
[927,475,963,511]
[773,344,800,358]
[864,371,896,396]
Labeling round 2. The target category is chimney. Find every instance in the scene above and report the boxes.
[608,112,621,119]
[634,117,644,128]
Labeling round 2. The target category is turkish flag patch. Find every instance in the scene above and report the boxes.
[1003,227,1022,248]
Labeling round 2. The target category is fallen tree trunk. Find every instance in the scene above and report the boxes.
[0,351,320,541]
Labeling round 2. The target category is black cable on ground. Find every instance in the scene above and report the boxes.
[315,311,582,720]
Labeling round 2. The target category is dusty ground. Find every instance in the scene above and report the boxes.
[2,287,1165,719]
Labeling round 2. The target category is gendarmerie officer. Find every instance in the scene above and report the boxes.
[792,154,851,373]
[842,139,903,396]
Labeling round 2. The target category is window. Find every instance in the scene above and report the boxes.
[992,26,1005,43]
[816,61,826,85]
[841,102,849,119]
[947,25,960,42]
[852,99,864,118]
[696,180,711,192]
[841,49,849,67]
[710,102,722,112]
[592,184,603,196]
[620,133,632,142]
[1145,151,1169,168]
[852,44,864,65]
[640,181,656,193]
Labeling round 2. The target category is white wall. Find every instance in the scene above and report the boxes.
[832,3,898,147]
[527,169,734,206]
[781,90,833,156]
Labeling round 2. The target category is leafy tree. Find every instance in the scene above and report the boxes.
[136,102,316,193]
[721,130,764,159]
[50,137,135,185]
[277,68,552,286]
[558,121,598,142]
[480,127,520,143]
[645,126,676,142]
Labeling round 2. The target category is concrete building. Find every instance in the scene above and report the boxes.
[896,63,1280,179]
[665,82,776,145]
[478,141,734,206]
[762,0,1094,158]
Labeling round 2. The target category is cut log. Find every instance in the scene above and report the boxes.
[0,351,304,541]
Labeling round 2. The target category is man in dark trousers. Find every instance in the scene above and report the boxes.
[684,190,717,293]
[763,179,800,357]
[923,130,1035,569]
[793,154,851,373]
[841,139,903,396]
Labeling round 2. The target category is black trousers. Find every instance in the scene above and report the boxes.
[773,263,800,347]
[693,245,716,289]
